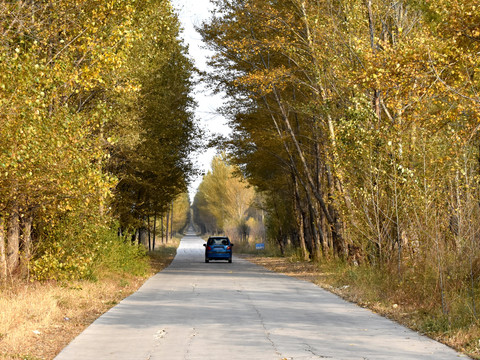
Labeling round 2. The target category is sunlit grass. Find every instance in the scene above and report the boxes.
[0,239,180,360]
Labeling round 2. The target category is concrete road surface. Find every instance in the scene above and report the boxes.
[55,232,468,360]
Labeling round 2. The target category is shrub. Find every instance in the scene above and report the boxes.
[94,229,148,276]
[31,217,148,281]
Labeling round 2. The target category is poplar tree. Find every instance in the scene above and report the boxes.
[0,0,199,279]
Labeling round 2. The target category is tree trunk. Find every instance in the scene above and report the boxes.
[7,205,20,274]
[293,175,309,261]
[365,0,382,119]
[161,214,165,244]
[153,212,157,250]
[277,231,285,255]
[308,201,324,260]
[147,215,151,251]
[165,210,170,243]
[302,206,313,256]
[21,213,33,262]
[0,216,7,280]
[170,201,174,239]
[326,163,345,257]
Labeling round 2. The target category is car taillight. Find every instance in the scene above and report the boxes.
[207,246,212,250]
[227,246,231,250]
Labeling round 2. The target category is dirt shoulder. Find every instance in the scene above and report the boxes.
[0,243,178,360]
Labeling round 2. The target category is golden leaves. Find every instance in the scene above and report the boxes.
[0,0,161,250]
[235,66,292,95]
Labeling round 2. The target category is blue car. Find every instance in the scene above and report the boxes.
[203,236,234,263]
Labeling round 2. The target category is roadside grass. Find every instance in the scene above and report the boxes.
[0,240,180,360]
[149,237,181,272]
[242,254,480,359]
[231,239,286,257]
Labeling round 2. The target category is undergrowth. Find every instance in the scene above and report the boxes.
[31,221,149,281]
[312,259,480,358]
[233,238,298,257]
[0,238,180,360]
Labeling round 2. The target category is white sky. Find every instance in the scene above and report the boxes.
[170,0,231,202]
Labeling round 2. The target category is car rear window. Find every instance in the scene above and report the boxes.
[208,238,229,245]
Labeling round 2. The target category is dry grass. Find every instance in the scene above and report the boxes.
[242,254,480,359]
[0,243,178,360]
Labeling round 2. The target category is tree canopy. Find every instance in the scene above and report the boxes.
[0,0,199,280]
[200,0,480,333]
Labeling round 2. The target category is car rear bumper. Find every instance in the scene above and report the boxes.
[206,252,232,260]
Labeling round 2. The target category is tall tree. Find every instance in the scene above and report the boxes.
[0,0,199,279]
[107,0,199,238]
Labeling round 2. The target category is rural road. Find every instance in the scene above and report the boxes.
[55,232,467,360]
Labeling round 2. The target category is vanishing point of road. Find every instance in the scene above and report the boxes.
[55,231,468,360]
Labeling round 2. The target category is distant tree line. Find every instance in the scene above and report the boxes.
[193,155,265,243]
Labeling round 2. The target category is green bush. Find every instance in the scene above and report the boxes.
[31,217,148,281]
[32,216,99,281]
[95,229,149,276]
